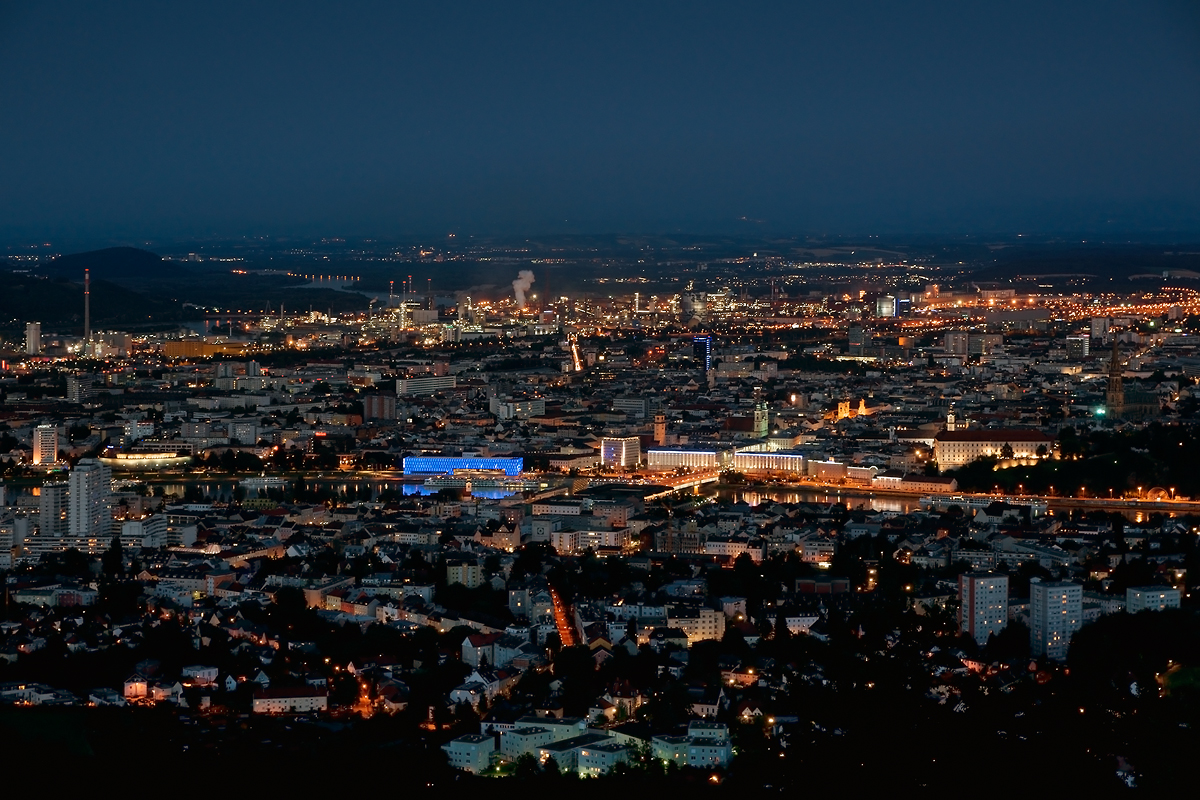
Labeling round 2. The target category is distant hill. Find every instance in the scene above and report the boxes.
[0,273,181,331]
[968,244,1200,283]
[38,247,184,285]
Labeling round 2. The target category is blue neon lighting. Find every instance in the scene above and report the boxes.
[403,456,524,477]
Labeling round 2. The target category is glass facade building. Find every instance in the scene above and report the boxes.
[403,456,524,477]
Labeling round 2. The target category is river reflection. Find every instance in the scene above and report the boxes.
[716,487,918,513]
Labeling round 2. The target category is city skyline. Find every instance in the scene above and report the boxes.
[1,3,1198,790]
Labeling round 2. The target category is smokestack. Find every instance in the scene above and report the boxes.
[512,269,535,307]
[84,268,90,345]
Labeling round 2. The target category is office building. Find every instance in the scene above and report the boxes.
[24,322,41,355]
[68,458,112,540]
[1030,579,1081,660]
[1126,586,1181,613]
[958,571,1009,645]
[66,375,94,404]
[944,331,970,355]
[1065,335,1090,360]
[848,326,867,356]
[403,455,523,477]
[32,425,58,466]
[612,395,650,419]
[692,335,713,371]
[600,437,641,469]
[39,481,69,538]
[397,375,456,396]
[648,448,723,471]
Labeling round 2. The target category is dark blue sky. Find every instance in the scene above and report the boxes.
[2,1,1199,244]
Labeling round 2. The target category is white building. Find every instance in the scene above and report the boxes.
[550,529,579,554]
[958,571,1009,645]
[123,421,155,442]
[501,726,555,760]
[120,515,167,549]
[933,429,1054,471]
[32,425,58,466]
[181,665,219,686]
[531,499,584,516]
[577,741,632,777]
[1126,586,1181,613]
[24,322,41,355]
[666,606,725,644]
[397,375,456,396]
[489,397,546,420]
[601,437,641,469]
[68,458,112,540]
[1030,579,1081,660]
[443,734,496,773]
[679,721,734,767]
[646,448,722,471]
[251,687,329,714]
[732,450,806,475]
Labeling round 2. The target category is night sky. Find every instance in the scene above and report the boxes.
[2,1,1199,244]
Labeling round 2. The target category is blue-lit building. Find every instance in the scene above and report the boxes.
[693,335,713,371]
[403,456,524,477]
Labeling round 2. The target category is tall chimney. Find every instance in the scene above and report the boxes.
[84,268,91,345]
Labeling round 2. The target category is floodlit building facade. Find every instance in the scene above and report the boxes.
[600,437,641,469]
[32,424,58,466]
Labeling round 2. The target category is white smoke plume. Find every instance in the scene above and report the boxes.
[512,269,535,306]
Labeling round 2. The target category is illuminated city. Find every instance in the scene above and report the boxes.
[0,2,1198,793]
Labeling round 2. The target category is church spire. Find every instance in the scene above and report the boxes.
[1106,338,1124,418]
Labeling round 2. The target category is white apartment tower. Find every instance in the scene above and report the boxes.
[68,458,112,540]
[959,571,1009,645]
[32,424,58,466]
[1030,579,1082,660]
[24,322,41,355]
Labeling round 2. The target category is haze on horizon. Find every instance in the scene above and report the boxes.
[2,1,1200,247]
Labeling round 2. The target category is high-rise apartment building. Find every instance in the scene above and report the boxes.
[39,481,69,538]
[32,424,58,466]
[363,393,398,420]
[68,458,112,541]
[24,322,41,355]
[692,335,713,372]
[1030,579,1081,660]
[66,375,95,404]
[958,571,1009,645]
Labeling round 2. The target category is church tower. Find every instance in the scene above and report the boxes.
[752,387,769,437]
[1105,339,1124,418]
